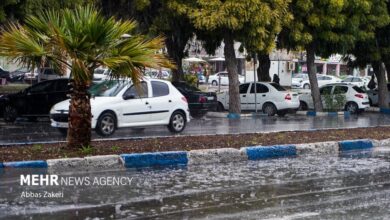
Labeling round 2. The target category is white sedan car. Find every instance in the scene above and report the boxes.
[299,83,370,113]
[209,71,245,86]
[50,79,190,136]
[293,74,341,89]
[341,76,368,89]
[217,82,300,116]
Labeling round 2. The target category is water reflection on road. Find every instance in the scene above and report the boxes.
[1,150,390,219]
[1,113,390,144]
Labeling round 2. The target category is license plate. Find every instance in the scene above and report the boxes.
[207,96,214,100]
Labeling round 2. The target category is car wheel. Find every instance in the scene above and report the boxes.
[168,111,186,133]
[216,102,225,112]
[262,103,277,116]
[277,110,287,117]
[212,80,218,86]
[303,84,310,89]
[345,102,359,114]
[299,101,308,111]
[3,105,17,122]
[96,112,116,137]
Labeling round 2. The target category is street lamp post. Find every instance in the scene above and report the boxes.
[253,53,258,113]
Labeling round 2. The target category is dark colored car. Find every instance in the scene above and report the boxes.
[172,81,217,117]
[0,79,70,122]
[9,68,28,82]
[0,66,10,81]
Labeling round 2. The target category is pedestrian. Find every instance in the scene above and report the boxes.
[272,74,280,85]
[367,74,376,90]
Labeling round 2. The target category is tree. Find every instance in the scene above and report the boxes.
[0,5,171,148]
[97,0,194,82]
[170,0,291,114]
[279,0,389,112]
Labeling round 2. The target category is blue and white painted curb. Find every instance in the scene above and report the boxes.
[1,138,390,170]
[297,111,351,117]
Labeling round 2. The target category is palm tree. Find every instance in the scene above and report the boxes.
[0,5,172,148]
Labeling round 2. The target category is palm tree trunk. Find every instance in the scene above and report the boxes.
[67,81,92,148]
[257,52,271,82]
[306,43,323,112]
[224,32,241,114]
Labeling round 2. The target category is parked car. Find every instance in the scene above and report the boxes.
[9,68,28,82]
[291,73,309,88]
[0,66,10,81]
[93,68,111,82]
[208,71,245,86]
[341,76,368,89]
[217,82,300,116]
[0,79,70,122]
[293,74,341,89]
[366,83,390,106]
[50,79,190,136]
[172,81,217,117]
[299,83,370,113]
[145,69,171,80]
[24,69,39,83]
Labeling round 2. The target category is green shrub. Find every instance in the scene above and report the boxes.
[323,94,346,112]
[182,74,198,87]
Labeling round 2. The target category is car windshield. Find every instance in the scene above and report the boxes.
[270,83,286,91]
[89,80,128,97]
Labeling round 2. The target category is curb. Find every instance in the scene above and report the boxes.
[304,111,351,117]
[121,151,188,168]
[3,160,47,168]
[1,139,389,170]
[380,108,390,114]
[244,145,296,160]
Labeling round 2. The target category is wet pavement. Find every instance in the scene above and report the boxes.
[1,149,390,219]
[1,112,390,145]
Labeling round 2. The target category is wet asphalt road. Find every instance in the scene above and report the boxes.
[1,112,390,145]
[1,150,390,219]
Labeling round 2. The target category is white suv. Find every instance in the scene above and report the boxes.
[299,83,370,113]
[50,79,190,136]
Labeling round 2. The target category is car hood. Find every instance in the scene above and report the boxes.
[51,97,121,113]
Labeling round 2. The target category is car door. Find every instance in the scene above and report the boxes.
[221,73,229,85]
[239,83,250,110]
[319,85,333,109]
[148,81,172,121]
[247,83,269,110]
[26,80,56,115]
[49,79,70,111]
[121,82,152,125]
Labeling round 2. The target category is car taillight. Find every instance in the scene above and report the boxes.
[285,94,292,100]
[181,97,188,103]
[199,96,207,103]
[355,93,364,99]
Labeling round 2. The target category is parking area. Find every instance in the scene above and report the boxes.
[1,112,390,145]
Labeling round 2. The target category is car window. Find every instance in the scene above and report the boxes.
[43,69,56,75]
[323,76,332,80]
[320,86,333,95]
[270,83,286,91]
[90,80,128,97]
[250,83,269,93]
[152,81,169,97]
[343,78,352,82]
[352,78,362,82]
[29,81,55,93]
[55,80,69,92]
[317,76,324,80]
[239,84,250,94]
[353,86,365,93]
[123,82,148,99]
[334,86,348,94]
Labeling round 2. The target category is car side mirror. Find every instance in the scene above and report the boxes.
[123,93,136,100]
